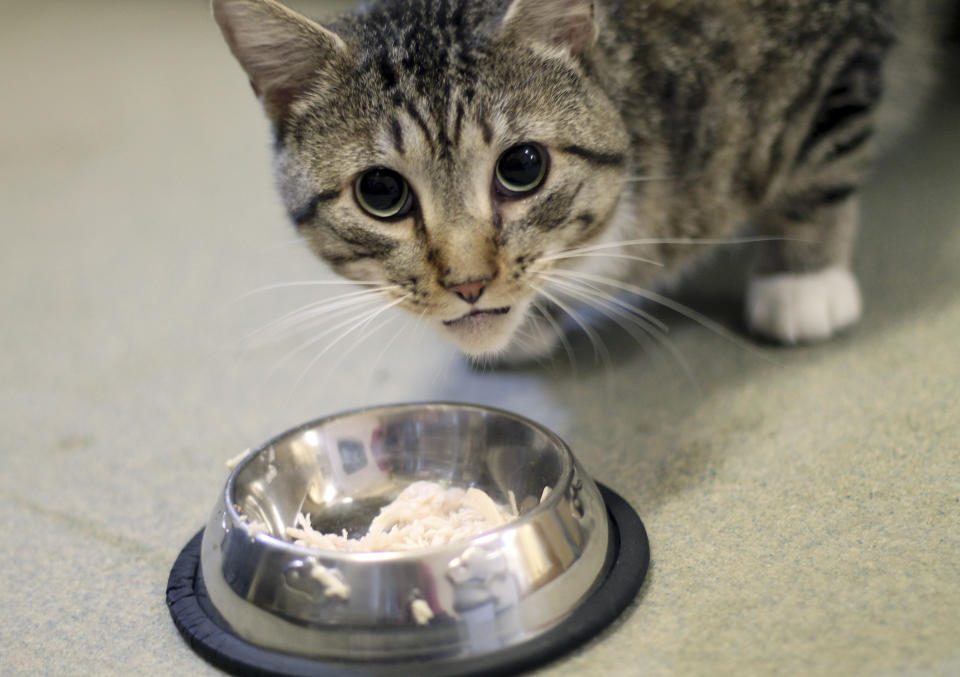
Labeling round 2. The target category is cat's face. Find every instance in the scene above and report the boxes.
[215,0,628,356]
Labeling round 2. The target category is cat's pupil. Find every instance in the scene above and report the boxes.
[496,144,547,195]
[355,168,410,219]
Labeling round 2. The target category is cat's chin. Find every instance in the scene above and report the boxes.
[438,303,528,358]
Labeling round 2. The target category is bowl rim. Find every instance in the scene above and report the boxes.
[224,400,575,562]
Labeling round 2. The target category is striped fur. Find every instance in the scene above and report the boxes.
[213,0,924,356]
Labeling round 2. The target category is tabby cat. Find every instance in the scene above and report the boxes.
[212,0,921,361]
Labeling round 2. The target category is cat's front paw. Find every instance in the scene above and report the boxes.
[745,267,862,344]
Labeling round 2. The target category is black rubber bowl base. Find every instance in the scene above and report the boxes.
[166,484,649,677]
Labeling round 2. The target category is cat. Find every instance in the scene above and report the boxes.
[211,0,933,362]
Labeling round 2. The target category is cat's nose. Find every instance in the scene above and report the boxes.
[446,279,487,304]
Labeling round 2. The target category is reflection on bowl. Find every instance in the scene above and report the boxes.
[201,402,611,662]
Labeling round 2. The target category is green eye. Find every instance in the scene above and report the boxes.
[495,143,548,196]
[355,168,413,219]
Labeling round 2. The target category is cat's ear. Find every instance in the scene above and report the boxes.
[497,0,597,58]
[212,0,348,122]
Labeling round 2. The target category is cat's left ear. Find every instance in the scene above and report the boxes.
[497,0,597,58]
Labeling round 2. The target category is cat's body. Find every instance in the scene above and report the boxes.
[213,0,930,360]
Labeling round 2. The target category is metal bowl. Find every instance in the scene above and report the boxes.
[200,402,611,662]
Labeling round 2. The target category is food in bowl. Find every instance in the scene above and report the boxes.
[285,480,517,552]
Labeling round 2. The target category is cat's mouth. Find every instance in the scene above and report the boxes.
[438,302,529,356]
[442,306,511,327]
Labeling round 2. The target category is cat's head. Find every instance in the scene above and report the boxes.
[214,0,628,357]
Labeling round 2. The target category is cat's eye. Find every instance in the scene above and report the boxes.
[495,143,548,197]
[355,168,413,220]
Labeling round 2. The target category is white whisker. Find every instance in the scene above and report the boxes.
[289,294,412,392]
[409,304,433,346]
[537,272,700,388]
[540,251,664,266]
[531,299,576,373]
[544,235,788,260]
[540,274,650,339]
[428,335,457,388]
[268,294,407,375]
[519,309,559,369]
[616,174,677,184]
[504,331,553,369]
[360,314,414,402]
[324,308,404,381]
[537,271,669,333]
[530,283,611,369]
[525,312,555,365]
[229,279,390,305]
[239,287,398,348]
[545,269,771,361]
[262,237,310,252]
[376,314,415,371]
[537,272,668,335]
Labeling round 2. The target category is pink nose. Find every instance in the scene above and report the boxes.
[447,280,487,304]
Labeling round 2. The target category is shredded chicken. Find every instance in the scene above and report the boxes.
[410,598,434,625]
[225,448,250,471]
[308,561,350,599]
[286,480,515,552]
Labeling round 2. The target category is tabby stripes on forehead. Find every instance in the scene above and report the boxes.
[386,87,486,159]
[480,116,493,145]
[389,116,405,155]
[400,96,437,155]
[452,100,465,147]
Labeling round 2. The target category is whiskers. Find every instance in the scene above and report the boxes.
[529,282,612,370]
[230,278,419,395]
[286,292,412,392]
[229,279,388,306]
[541,235,784,266]
[616,173,680,185]
[540,250,665,266]
[238,284,403,350]
[525,234,780,384]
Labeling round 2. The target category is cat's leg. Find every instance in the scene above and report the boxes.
[746,39,890,345]
[746,193,863,344]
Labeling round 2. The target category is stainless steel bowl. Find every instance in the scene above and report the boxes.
[200,402,611,662]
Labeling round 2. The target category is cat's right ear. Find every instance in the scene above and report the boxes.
[496,0,597,58]
[212,0,348,123]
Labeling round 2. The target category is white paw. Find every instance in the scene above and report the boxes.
[746,267,862,344]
